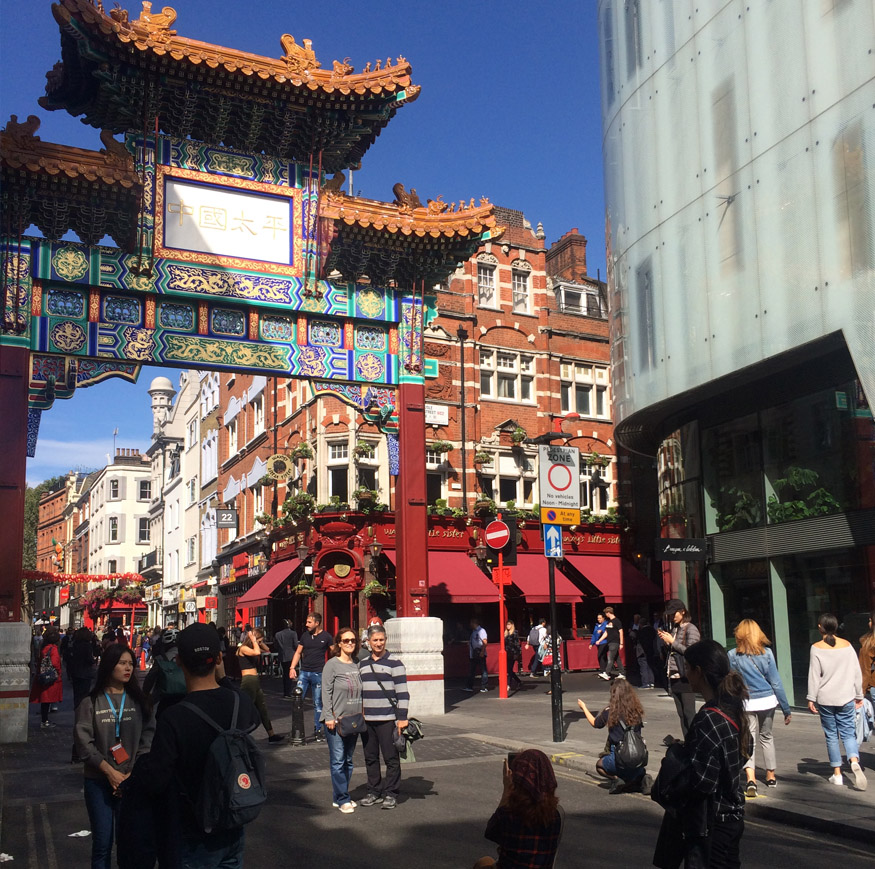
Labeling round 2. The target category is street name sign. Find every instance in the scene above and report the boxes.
[544,524,564,558]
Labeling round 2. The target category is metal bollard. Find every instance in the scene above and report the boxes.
[288,685,306,745]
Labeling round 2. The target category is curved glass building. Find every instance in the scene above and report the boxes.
[599,0,875,703]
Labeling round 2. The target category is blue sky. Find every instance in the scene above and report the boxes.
[2,0,606,485]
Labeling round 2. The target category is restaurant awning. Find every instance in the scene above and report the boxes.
[384,551,499,603]
[561,555,661,604]
[235,558,300,608]
[512,554,582,603]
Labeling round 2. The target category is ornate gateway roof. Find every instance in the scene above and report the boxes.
[40,1,421,173]
[0,115,142,248]
[318,188,506,287]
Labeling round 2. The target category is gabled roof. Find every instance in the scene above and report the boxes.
[40,0,421,172]
[0,115,141,248]
[319,190,505,286]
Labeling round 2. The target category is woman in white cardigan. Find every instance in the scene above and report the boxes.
[807,613,866,790]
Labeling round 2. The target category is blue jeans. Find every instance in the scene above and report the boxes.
[179,828,245,868]
[817,700,859,767]
[325,726,358,805]
[298,670,323,733]
[83,777,119,869]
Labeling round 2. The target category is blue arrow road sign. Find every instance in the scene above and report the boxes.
[544,524,563,558]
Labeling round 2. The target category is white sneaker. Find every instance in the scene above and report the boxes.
[338,802,355,813]
[597,672,610,681]
[828,773,844,786]
[616,674,626,680]
[851,761,867,791]
[332,801,357,808]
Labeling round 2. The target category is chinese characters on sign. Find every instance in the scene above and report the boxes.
[164,180,293,265]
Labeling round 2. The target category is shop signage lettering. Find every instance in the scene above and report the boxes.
[655,538,710,561]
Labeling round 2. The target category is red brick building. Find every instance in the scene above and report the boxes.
[208,214,659,661]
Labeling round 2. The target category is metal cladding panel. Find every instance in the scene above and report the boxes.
[711,509,875,563]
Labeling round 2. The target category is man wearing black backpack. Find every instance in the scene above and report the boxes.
[133,623,262,867]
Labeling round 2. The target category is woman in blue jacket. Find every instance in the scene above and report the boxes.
[728,619,791,796]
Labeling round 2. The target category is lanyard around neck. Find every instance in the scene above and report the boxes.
[104,691,127,740]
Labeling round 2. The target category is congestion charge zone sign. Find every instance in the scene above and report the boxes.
[537,445,580,526]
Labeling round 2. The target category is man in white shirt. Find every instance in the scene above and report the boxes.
[464,618,489,693]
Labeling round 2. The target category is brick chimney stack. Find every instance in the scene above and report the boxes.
[546,228,588,282]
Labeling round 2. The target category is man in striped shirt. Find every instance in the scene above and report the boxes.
[358,624,409,810]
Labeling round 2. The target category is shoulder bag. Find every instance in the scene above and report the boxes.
[366,661,424,756]
[615,719,649,771]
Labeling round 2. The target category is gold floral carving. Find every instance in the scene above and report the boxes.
[52,247,89,282]
[163,334,288,370]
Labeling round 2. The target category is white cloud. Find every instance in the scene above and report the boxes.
[26,439,115,487]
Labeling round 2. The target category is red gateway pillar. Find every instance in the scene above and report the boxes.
[394,380,429,617]
[0,345,28,623]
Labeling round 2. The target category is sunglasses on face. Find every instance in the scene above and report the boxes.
[340,637,356,644]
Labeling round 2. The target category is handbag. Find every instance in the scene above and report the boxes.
[541,653,554,667]
[368,662,425,750]
[337,712,365,737]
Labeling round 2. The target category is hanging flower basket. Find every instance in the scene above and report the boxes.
[510,426,527,445]
[291,443,314,461]
[474,497,497,517]
[282,492,316,523]
[430,440,455,454]
[354,441,375,459]
[362,580,388,599]
[473,451,493,465]
[293,581,317,598]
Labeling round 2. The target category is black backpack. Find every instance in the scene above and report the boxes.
[179,692,267,833]
[615,719,649,771]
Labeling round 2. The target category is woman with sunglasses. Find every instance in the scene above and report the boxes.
[322,627,364,813]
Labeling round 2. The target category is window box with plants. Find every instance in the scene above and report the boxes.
[281,492,316,524]
[473,450,493,466]
[318,495,350,513]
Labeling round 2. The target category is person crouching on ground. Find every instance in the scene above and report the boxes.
[473,749,562,869]
[322,627,364,813]
[578,678,652,794]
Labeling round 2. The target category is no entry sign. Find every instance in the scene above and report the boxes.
[484,520,511,550]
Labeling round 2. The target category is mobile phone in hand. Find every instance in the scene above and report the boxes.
[507,752,519,768]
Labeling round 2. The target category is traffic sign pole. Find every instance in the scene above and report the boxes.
[548,557,564,742]
[498,550,507,700]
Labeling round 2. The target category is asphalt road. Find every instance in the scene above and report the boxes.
[6,733,872,868]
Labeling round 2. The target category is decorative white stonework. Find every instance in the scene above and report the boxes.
[0,623,33,743]
[385,617,444,717]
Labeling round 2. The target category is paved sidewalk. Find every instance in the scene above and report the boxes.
[3,667,874,850]
[430,671,875,844]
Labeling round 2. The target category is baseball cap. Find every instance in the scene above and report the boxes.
[664,599,687,616]
[177,623,221,669]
